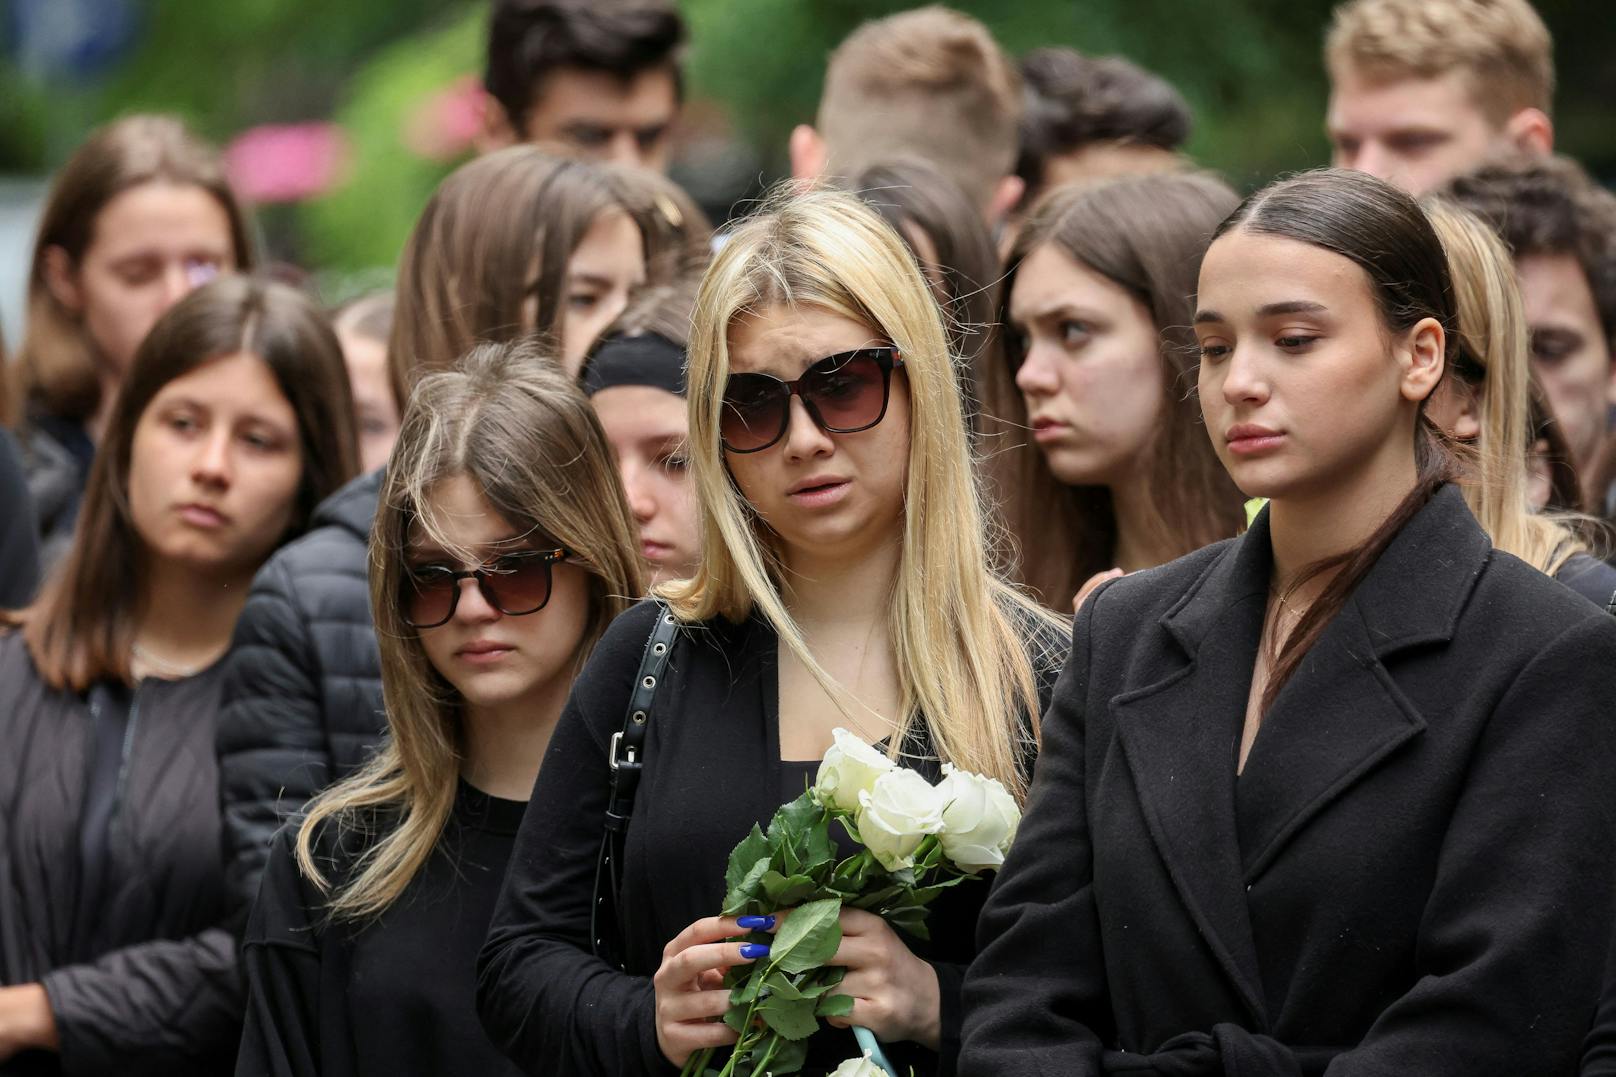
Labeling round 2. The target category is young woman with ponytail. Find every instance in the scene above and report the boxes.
[960,169,1616,1076]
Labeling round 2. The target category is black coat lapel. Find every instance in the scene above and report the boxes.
[1235,485,1490,880]
[1112,521,1274,1028]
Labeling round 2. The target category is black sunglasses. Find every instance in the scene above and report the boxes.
[402,548,569,629]
[719,346,905,454]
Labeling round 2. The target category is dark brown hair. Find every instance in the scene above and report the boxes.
[998,172,1245,605]
[8,276,359,691]
[386,148,690,409]
[1215,169,1460,711]
[1445,154,1616,350]
[10,114,256,425]
[1015,47,1192,198]
[484,0,685,132]
[849,157,1001,425]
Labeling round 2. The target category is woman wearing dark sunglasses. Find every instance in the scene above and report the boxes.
[235,340,642,1077]
[477,188,1069,1076]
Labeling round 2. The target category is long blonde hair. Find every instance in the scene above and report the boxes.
[296,340,643,921]
[662,187,1065,800]
[1424,198,1590,575]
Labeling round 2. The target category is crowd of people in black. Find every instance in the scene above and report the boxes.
[2,0,1616,1074]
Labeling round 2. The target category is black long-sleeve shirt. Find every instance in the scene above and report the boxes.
[237,781,527,1077]
[476,601,1067,1077]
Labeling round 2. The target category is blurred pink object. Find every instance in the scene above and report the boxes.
[225,122,351,203]
[403,74,487,161]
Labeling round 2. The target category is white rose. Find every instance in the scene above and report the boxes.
[856,768,946,872]
[826,1055,887,1077]
[936,764,1020,874]
[814,728,896,813]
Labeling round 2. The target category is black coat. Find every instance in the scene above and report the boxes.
[215,470,386,922]
[0,633,239,1076]
[960,485,1616,1077]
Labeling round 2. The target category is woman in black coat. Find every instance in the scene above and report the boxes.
[959,169,1616,1077]
[0,278,358,1074]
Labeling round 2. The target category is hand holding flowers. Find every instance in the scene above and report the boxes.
[673,729,1020,1077]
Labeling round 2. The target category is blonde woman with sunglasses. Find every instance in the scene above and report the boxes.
[477,189,1069,1076]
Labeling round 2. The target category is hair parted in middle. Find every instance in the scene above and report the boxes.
[6,276,359,692]
[1214,167,1461,711]
[386,146,694,411]
[663,185,1065,800]
[997,172,1246,606]
[296,337,642,921]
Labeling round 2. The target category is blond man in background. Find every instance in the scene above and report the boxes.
[789,5,1024,226]
[1325,0,1554,193]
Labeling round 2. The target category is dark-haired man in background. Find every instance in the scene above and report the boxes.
[1015,46,1191,208]
[481,0,684,171]
[1447,155,1616,513]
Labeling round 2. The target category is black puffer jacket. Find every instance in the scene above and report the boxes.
[0,632,237,1076]
[215,470,386,921]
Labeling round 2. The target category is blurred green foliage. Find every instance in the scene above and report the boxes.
[3,0,1612,276]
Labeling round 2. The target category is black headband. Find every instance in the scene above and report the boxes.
[581,332,687,398]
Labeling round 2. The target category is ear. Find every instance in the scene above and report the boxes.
[788,125,827,182]
[474,92,518,154]
[42,245,83,314]
[985,174,1026,228]
[1503,107,1553,156]
[1399,316,1447,404]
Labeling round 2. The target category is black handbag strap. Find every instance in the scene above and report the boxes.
[592,603,678,967]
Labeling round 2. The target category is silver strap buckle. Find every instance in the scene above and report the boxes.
[608,730,639,770]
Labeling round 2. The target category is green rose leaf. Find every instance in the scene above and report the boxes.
[769,897,843,974]
[758,994,820,1040]
[767,1036,809,1074]
[730,966,766,1006]
[815,993,855,1018]
[725,825,769,893]
[767,792,823,846]
[721,856,773,915]
[761,870,819,908]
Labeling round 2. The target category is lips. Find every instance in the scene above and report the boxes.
[456,640,514,665]
[785,475,852,508]
[1224,423,1285,456]
[176,502,229,529]
[1030,416,1070,442]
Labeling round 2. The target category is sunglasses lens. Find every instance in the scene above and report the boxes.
[802,351,888,431]
[405,568,458,628]
[483,555,554,615]
[720,374,788,452]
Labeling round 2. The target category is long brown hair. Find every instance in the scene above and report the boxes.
[10,115,255,426]
[998,173,1245,605]
[385,148,704,411]
[849,156,1002,429]
[297,339,643,920]
[1216,170,1460,712]
[7,276,358,692]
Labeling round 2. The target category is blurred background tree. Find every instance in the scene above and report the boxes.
[1,0,1612,293]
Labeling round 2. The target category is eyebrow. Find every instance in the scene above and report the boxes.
[1195,301,1328,325]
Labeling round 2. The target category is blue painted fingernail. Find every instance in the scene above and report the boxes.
[737,915,776,930]
[739,943,770,959]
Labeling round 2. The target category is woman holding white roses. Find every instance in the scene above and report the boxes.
[476,187,1068,1077]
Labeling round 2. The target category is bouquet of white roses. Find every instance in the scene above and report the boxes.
[679,729,1021,1077]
